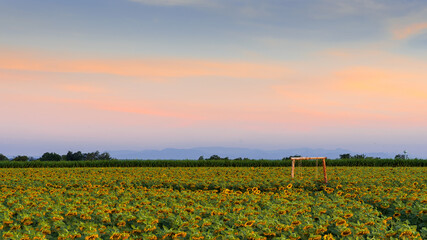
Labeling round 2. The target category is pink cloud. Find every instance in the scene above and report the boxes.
[0,49,291,81]
[60,84,107,94]
[2,46,427,139]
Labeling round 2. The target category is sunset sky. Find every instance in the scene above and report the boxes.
[1,0,427,157]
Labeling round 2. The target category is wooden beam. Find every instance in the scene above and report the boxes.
[290,157,326,160]
[290,157,328,183]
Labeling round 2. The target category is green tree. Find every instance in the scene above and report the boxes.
[98,152,111,160]
[12,155,29,161]
[0,153,8,161]
[84,151,100,160]
[39,152,62,161]
[353,154,366,159]
[208,155,221,160]
[340,154,351,159]
[66,151,84,161]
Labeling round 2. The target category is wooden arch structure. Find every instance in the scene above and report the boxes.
[291,157,328,183]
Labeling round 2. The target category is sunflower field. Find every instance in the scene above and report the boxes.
[0,167,425,239]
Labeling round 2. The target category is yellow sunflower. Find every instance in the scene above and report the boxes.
[335,219,347,226]
[341,229,352,237]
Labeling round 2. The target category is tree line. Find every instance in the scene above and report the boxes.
[339,153,409,160]
[0,151,112,162]
[199,154,409,161]
[0,152,415,162]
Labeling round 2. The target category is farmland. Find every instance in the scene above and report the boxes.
[0,167,426,239]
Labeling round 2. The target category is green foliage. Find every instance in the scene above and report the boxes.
[353,154,366,159]
[39,152,62,161]
[208,155,222,160]
[65,151,112,161]
[66,151,84,161]
[83,151,111,160]
[98,152,112,160]
[12,155,29,161]
[282,155,302,160]
[0,158,425,168]
[0,153,8,161]
[395,154,407,160]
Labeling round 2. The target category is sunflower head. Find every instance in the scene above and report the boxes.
[341,229,352,237]
[335,219,347,226]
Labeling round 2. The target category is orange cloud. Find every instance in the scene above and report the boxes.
[333,67,427,100]
[392,22,427,40]
[60,84,107,94]
[273,65,427,128]
[320,48,383,60]
[0,49,291,81]
[1,93,203,124]
[3,47,427,134]
[91,100,206,122]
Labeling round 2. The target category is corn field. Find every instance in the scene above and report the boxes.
[0,159,426,168]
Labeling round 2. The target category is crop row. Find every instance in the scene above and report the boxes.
[0,159,426,168]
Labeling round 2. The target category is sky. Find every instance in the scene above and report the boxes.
[1,0,427,158]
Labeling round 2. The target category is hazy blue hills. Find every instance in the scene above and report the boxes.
[109,147,394,160]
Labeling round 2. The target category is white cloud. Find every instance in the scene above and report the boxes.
[129,0,212,7]
[310,0,387,19]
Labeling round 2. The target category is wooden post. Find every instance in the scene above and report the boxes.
[322,157,328,183]
[290,157,328,183]
[291,159,295,178]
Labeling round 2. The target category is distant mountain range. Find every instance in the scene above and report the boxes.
[109,147,394,160]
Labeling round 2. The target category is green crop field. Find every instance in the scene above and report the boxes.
[0,159,426,168]
[0,167,426,239]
